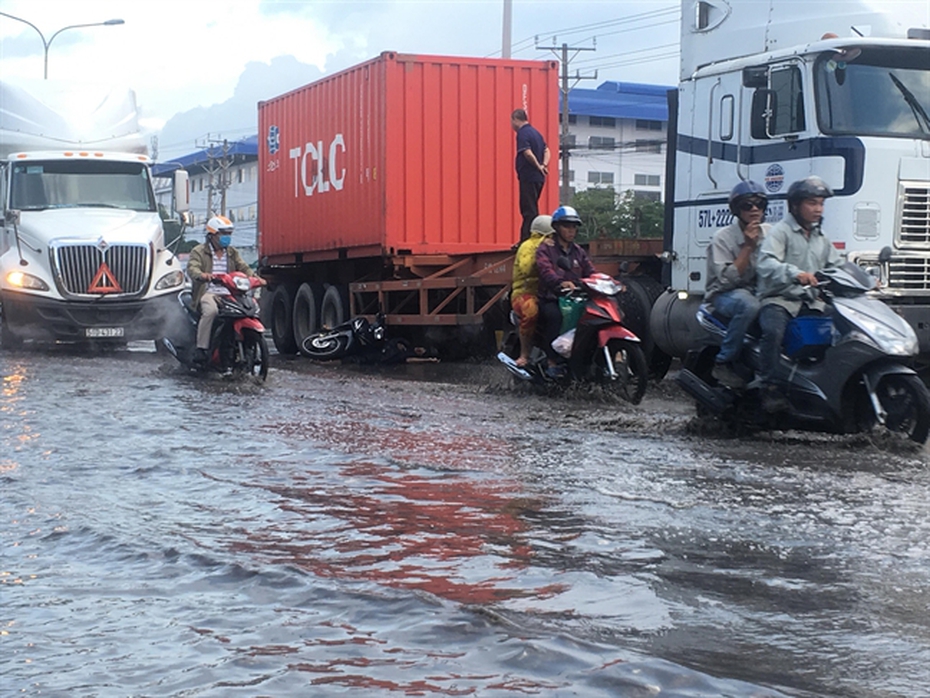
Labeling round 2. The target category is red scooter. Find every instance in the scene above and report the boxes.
[499,273,648,404]
[162,272,269,381]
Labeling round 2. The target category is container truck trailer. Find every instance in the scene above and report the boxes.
[257,51,563,356]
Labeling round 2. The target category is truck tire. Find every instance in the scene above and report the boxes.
[293,282,322,355]
[270,285,298,355]
[619,275,673,381]
[320,284,349,329]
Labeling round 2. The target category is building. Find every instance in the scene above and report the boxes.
[151,81,671,255]
[561,81,671,201]
[152,136,259,262]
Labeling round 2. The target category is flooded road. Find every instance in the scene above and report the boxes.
[2,347,928,697]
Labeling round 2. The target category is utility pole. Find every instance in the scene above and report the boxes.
[501,0,512,59]
[197,136,232,219]
[538,41,597,204]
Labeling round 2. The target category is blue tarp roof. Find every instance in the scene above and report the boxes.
[152,135,259,176]
[563,81,672,122]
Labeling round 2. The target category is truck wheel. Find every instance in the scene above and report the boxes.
[293,283,322,355]
[619,275,673,381]
[320,284,349,329]
[270,285,298,354]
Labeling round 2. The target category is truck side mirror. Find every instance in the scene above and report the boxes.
[878,246,893,264]
[750,88,776,140]
[742,66,767,89]
[174,170,190,214]
[5,209,21,225]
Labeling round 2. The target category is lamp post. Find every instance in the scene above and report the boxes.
[0,11,124,79]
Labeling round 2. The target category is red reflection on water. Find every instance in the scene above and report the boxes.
[243,408,567,606]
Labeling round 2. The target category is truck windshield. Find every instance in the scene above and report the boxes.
[10,159,156,212]
[815,46,930,139]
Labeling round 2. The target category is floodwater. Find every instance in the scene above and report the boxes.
[2,347,928,697]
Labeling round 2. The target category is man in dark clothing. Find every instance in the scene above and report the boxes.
[535,205,596,375]
[511,108,550,240]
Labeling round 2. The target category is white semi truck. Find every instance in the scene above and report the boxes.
[650,0,930,366]
[0,79,189,347]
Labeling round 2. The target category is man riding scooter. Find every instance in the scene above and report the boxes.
[756,176,842,412]
[535,205,595,378]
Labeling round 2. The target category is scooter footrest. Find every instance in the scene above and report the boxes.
[676,368,735,414]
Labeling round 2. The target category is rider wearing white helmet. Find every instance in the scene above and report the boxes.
[187,215,265,363]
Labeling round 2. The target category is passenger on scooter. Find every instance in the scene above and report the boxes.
[705,181,770,389]
[536,205,596,378]
[510,214,555,367]
[756,176,842,412]
[187,215,266,364]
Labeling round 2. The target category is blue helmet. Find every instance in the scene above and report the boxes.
[552,205,582,225]
[728,180,767,215]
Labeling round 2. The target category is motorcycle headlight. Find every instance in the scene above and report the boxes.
[155,270,185,291]
[234,276,252,292]
[840,304,918,356]
[6,271,50,291]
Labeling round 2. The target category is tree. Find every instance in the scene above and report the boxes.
[570,188,664,240]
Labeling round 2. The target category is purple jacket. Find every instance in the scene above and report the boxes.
[535,239,596,300]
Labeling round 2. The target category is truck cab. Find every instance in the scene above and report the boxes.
[651,0,930,361]
[0,80,189,347]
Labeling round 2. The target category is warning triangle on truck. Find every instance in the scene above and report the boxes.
[88,262,122,293]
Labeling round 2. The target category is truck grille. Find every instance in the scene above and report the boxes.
[899,184,930,247]
[54,244,150,297]
[889,255,930,292]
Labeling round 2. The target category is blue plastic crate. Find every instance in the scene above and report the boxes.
[783,315,833,358]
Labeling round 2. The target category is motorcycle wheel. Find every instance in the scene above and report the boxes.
[875,373,930,444]
[600,338,649,405]
[238,330,270,381]
[301,330,350,360]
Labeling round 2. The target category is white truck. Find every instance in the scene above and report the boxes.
[0,79,189,347]
[650,0,930,366]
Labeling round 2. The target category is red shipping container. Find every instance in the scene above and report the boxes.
[258,51,559,264]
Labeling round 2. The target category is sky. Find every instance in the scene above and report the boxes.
[0,0,681,161]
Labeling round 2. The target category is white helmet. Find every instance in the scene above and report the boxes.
[206,215,234,235]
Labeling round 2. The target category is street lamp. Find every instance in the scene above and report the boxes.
[0,11,125,79]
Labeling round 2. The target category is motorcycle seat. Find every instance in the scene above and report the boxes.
[698,303,762,339]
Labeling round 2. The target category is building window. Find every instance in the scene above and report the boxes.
[633,190,661,202]
[588,171,615,185]
[635,139,662,153]
[634,174,661,187]
[589,116,616,128]
[568,170,576,182]
[588,136,615,150]
[559,113,578,124]
[562,134,577,148]
[636,119,663,131]
[237,168,244,184]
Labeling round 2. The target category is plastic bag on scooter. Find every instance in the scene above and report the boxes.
[559,296,584,333]
[552,328,575,358]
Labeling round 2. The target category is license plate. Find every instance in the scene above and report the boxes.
[85,327,125,338]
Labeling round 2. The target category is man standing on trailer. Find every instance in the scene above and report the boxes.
[511,109,550,241]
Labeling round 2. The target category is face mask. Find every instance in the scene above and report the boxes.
[218,234,232,248]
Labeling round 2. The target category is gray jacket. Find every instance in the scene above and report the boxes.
[705,221,769,302]
[756,212,842,315]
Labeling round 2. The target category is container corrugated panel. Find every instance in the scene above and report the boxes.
[258,51,559,261]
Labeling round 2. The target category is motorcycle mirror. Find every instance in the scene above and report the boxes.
[878,246,893,264]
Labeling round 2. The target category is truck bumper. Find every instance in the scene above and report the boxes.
[890,302,930,359]
[0,291,182,343]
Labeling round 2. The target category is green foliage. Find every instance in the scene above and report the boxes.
[570,187,664,240]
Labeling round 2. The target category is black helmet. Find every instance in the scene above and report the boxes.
[728,180,767,215]
[787,176,834,206]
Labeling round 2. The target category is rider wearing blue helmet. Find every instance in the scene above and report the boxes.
[705,180,770,389]
[535,205,596,375]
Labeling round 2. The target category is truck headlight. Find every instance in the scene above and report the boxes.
[155,270,185,290]
[6,271,50,291]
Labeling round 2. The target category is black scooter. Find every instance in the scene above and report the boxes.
[676,251,930,443]
[300,312,411,364]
